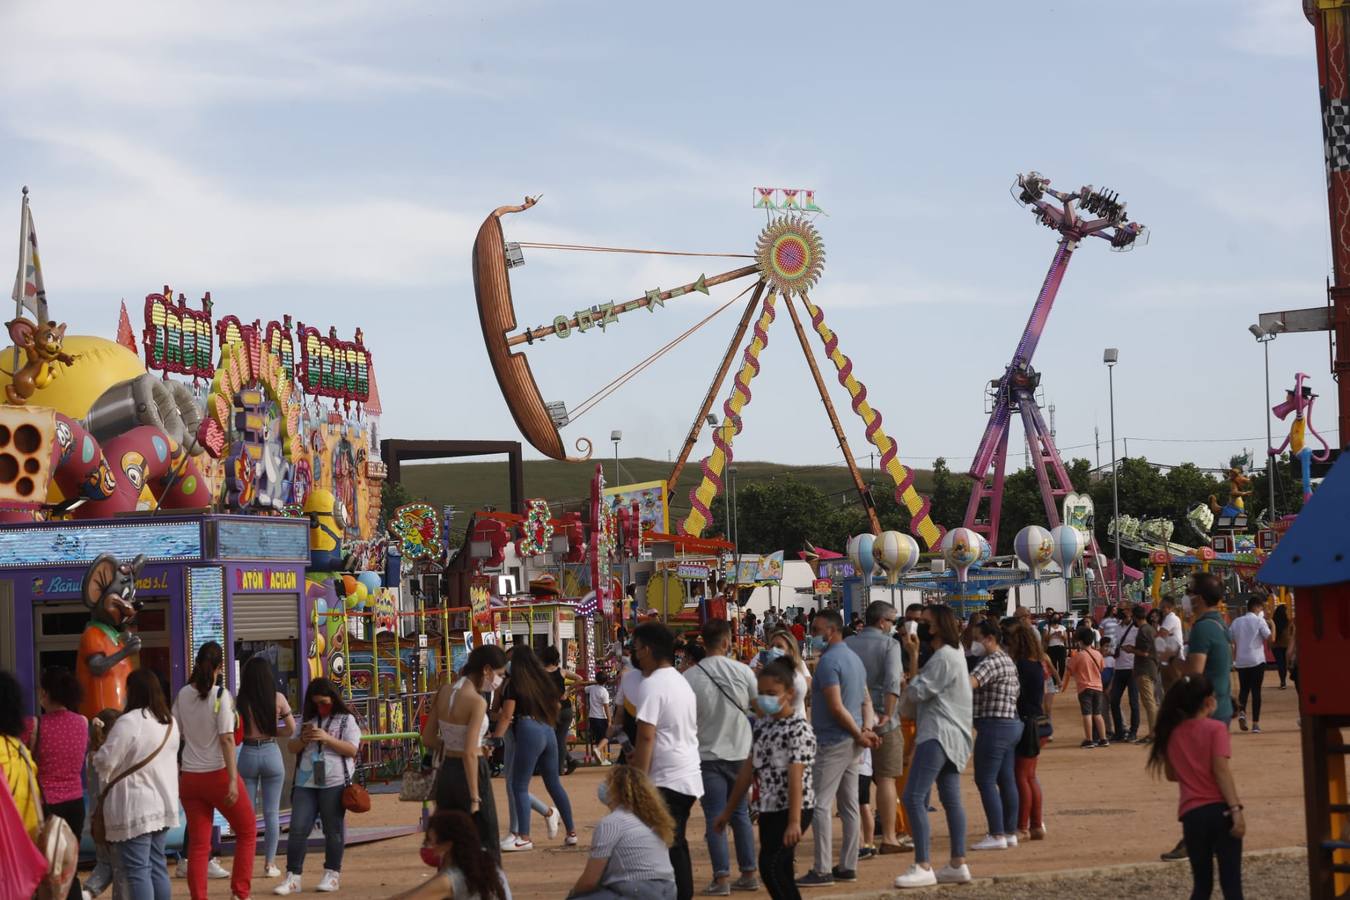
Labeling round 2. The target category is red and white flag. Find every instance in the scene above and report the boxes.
[12,189,48,323]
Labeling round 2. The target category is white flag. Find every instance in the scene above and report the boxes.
[12,191,48,323]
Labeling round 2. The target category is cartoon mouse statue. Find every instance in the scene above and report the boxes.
[75,553,147,718]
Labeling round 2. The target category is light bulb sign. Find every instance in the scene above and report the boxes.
[142,286,215,379]
[297,323,371,403]
[753,187,823,213]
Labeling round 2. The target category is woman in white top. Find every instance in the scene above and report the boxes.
[1044,613,1068,681]
[274,678,362,896]
[423,645,508,859]
[95,669,180,900]
[173,641,256,900]
[755,630,811,719]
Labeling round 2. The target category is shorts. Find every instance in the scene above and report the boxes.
[872,725,905,778]
[858,773,872,806]
[588,718,609,743]
[1077,689,1105,717]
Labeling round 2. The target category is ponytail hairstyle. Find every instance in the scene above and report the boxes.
[190,641,223,700]
[1147,674,1215,776]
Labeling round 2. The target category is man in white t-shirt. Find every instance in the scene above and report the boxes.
[1107,608,1140,742]
[631,622,703,900]
[1229,595,1273,733]
[584,680,614,764]
[1157,595,1186,691]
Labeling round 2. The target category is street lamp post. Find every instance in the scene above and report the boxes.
[1249,323,1283,520]
[610,430,622,485]
[1104,348,1121,603]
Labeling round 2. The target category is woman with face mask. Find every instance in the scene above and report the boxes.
[388,810,513,900]
[424,646,508,861]
[753,631,811,719]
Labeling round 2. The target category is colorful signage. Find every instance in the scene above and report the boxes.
[753,187,823,213]
[812,578,833,596]
[235,568,300,591]
[32,572,170,596]
[297,323,371,403]
[603,480,670,535]
[142,286,215,379]
[676,562,710,580]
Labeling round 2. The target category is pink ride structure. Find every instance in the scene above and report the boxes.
[962,172,1145,587]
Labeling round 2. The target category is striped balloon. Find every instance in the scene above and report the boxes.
[847,534,878,581]
[941,527,982,584]
[873,531,919,585]
[1050,524,1086,578]
[1014,525,1055,577]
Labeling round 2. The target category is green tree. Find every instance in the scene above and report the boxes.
[712,475,856,554]
[380,480,414,531]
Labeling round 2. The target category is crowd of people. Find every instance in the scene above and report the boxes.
[0,569,1279,900]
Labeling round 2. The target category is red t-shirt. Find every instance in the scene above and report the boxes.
[790,623,806,643]
[1168,716,1230,818]
[21,710,90,804]
[1067,648,1103,693]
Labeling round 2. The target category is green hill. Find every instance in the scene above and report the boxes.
[398,456,936,539]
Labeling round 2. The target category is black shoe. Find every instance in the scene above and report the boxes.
[1080,740,1096,749]
[857,846,877,861]
[1096,739,1111,748]
[831,868,857,883]
[1161,840,1188,861]
[795,871,834,888]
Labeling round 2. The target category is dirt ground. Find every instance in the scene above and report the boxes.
[165,679,1311,898]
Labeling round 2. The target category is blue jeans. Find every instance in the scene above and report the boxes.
[901,740,966,865]
[509,717,574,839]
[700,759,756,878]
[503,727,550,834]
[286,785,346,874]
[116,828,171,900]
[239,740,286,864]
[973,718,1023,837]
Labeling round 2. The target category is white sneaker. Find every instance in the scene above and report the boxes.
[208,858,231,879]
[893,865,937,889]
[274,874,303,895]
[1004,833,1019,847]
[600,758,613,766]
[265,863,283,878]
[936,864,972,885]
[972,834,1007,851]
[175,860,188,879]
[502,838,534,852]
[563,832,578,847]
[500,834,518,851]
[546,807,562,839]
[316,870,340,893]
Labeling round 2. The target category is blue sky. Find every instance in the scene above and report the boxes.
[0,0,1334,484]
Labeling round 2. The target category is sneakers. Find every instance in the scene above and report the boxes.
[857,845,876,860]
[208,859,231,880]
[1080,740,1096,749]
[563,833,579,847]
[1161,839,1188,862]
[265,863,282,878]
[795,871,834,888]
[175,860,187,879]
[1238,710,1249,731]
[830,867,857,883]
[599,758,613,766]
[731,874,760,891]
[1252,725,1263,734]
[702,882,731,896]
[499,834,518,851]
[273,874,302,895]
[546,807,562,839]
[316,870,340,893]
[893,865,937,889]
[972,834,1008,851]
[936,864,972,885]
[1004,833,1019,848]
[502,837,534,852]
[1095,739,1111,748]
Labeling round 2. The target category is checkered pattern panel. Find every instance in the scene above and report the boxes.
[1327,99,1350,172]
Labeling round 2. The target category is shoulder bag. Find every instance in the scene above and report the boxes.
[695,660,751,717]
[91,721,172,847]
[337,716,371,814]
[16,733,78,900]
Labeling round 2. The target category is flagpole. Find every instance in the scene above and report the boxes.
[12,187,28,375]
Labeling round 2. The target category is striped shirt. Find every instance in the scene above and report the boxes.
[591,808,675,888]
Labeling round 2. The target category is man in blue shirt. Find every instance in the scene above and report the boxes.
[798,609,880,888]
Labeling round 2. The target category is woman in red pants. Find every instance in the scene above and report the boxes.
[173,641,257,900]
[1006,624,1049,840]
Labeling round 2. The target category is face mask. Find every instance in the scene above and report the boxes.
[970,641,987,658]
[917,622,932,644]
[766,647,786,661]
[420,846,443,868]
[755,694,783,716]
[489,673,504,691]
[597,781,610,806]
[315,696,333,714]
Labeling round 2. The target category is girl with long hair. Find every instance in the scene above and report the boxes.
[25,666,88,900]
[387,810,511,900]
[894,605,973,889]
[1005,624,1048,841]
[424,645,507,858]
[236,656,295,879]
[1147,676,1245,899]
[753,630,810,719]
[95,669,180,900]
[490,647,563,849]
[275,678,362,895]
[499,646,576,852]
[173,641,256,900]
[568,765,677,900]
[717,658,816,900]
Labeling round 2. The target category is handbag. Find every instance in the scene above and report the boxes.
[337,716,370,814]
[1016,714,1051,758]
[0,764,48,900]
[91,722,172,847]
[17,734,78,900]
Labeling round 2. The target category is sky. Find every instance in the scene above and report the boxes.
[0,0,1336,488]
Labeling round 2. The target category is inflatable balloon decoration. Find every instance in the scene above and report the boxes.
[1013,525,1055,577]
[941,527,982,584]
[76,553,147,718]
[1049,524,1085,580]
[872,531,919,586]
[847,533,878,581]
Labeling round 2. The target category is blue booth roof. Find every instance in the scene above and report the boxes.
[1258,452,1350,587]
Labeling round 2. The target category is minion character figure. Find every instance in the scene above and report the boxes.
[120,450,147,494]
[305,488,347,571]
